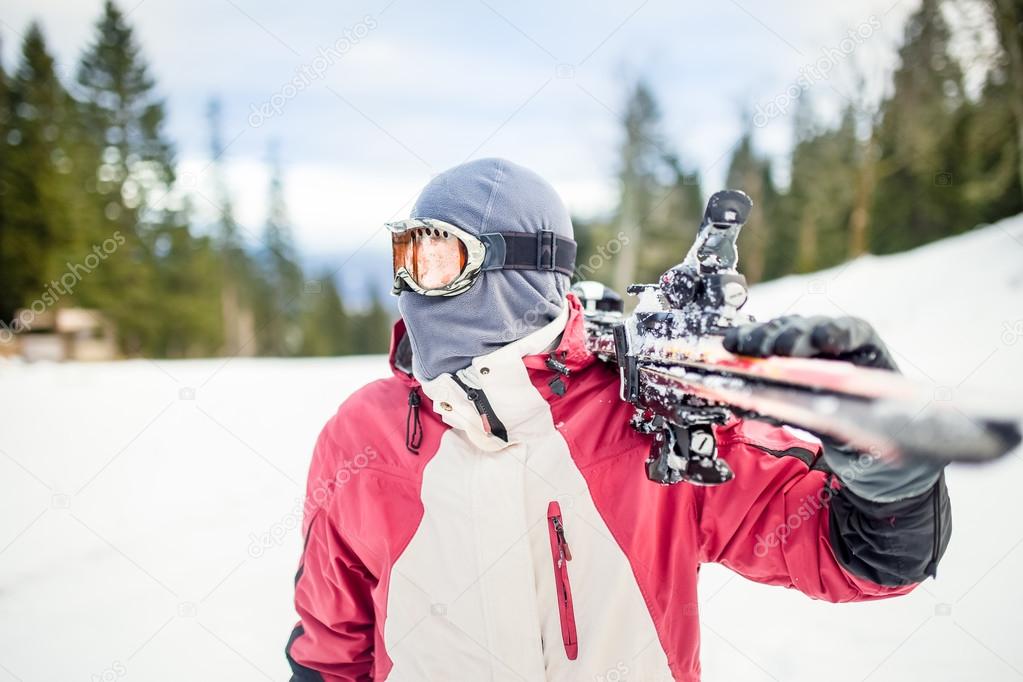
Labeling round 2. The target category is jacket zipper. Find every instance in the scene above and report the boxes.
[546,500,578,660]
[451,374,509,441]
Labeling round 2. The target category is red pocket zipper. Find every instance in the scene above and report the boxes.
[547,500,578,660]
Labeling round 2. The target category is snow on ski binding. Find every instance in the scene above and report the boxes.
[573,189,1022,487]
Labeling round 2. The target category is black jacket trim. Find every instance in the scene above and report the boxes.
[751,443,818,469]
[286,624,325,681]
[294,510,321,587]
[828,471,951,586]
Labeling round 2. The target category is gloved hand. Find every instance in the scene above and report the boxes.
[723,315,942,503]
[723,315,898,370]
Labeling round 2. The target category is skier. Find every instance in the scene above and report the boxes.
[286,158,950,681]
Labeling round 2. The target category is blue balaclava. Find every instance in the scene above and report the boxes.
[398,158,573,381]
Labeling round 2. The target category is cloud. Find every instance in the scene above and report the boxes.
[3,0,917,254]
[177,153,615,254]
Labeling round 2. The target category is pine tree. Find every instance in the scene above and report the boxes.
[205,96,256,356]
[300,272,351,356]
[638,152,703,284]
[783,103,859,274]
[0,35,15,322]
[956,71,1023,223]
[206,98,242,251]
[1,24,80,322]
[351,282,394,355]
[255,141,305,356]
[846,88,882,260]
[148,202,224,357]
[725,125,778,283]
[602,80,705,290]
[954,0,1023,220]
[612,80,662,292]
[73,0,180,354]
[989,0,1023,199]
[569,214,607,283]
[870,0,968,253]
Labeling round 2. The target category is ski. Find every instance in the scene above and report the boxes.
[574,190,1021,486]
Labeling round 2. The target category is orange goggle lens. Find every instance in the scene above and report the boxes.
[392,226,469,291]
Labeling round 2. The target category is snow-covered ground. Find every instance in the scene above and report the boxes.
[2,215,1022,681]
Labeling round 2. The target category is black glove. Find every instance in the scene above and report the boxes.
[724,315,944,503]
[723,315,898,371]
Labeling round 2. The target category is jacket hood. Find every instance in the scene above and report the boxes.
[397,158,574,381]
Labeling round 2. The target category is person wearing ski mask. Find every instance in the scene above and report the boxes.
[287,158,950,681]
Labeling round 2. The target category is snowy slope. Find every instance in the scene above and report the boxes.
[1,215,1022,681]
[700,215,1023,681]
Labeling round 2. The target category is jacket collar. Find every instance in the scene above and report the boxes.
[387,317,418,386]
[522,292,594,375]
[388,294,595,450]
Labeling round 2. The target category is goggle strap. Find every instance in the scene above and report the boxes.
[479,231,576,277]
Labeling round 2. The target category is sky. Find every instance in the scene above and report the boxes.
[1,0,920,260]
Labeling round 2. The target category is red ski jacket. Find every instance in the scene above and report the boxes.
[287,295,947,681]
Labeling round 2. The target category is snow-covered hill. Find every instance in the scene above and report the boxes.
[1,216,1021,681]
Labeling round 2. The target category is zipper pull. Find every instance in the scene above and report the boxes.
[405,388,423,454]
[464,389,493,436]
[546,354,571,397]
[552,515,572,562]
[545,354,571,375]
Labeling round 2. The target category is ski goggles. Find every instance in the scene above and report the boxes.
[387,218,577,296]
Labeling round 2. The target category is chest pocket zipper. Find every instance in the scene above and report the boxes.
[546,500,578,660]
